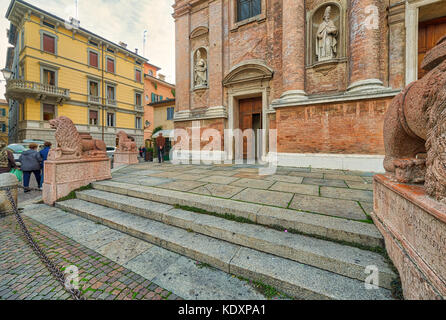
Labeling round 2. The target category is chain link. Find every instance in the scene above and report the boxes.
[3,186,84,300]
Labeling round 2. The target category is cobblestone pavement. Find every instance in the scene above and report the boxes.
[0,214,181,300]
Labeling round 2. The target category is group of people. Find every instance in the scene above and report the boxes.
[138,132,166,163]
[0,141,52,192]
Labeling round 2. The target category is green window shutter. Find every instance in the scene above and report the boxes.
[151,93,155,102]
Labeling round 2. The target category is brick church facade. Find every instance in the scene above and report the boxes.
[172,0,446,172]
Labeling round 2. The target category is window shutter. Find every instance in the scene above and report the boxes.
[43,34,55,54]
[107,58,115,73]
[136,70,141,82]
[151,93,155,102]
[89,52,98,67]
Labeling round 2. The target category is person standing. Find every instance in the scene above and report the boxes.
[19,143,42,192]
[39,141,52,187]
[0,142,17,174]
[156,132,166,163]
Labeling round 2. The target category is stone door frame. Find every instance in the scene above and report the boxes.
[405,0,443,85]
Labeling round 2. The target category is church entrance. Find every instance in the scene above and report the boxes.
[418,16,446,79]
[239,97,262,160]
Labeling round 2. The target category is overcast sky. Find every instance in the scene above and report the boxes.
[0,0,176,99]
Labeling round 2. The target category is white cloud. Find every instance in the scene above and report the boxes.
[0,0,176,99]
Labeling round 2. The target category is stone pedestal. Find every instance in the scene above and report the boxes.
[371,175,446,299]
[43,157,111,205]
[113,151,139,167]
[0,173,18,216]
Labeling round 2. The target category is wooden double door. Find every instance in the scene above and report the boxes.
[239,97,262,159]
[418,16,446,79]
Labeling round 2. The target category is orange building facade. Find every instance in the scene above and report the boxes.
[143,62,176,142]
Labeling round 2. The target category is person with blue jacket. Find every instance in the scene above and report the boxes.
[39,141,52,187]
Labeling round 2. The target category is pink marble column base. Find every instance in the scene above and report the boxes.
[43,157,112,205]
[371,174,446,299]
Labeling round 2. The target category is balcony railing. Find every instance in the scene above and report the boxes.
[106,98,117,107]
[135,104,143,112]
[5,79,70,104]
[88,95,101,104]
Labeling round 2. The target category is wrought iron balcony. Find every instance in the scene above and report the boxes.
[5,80,70,105]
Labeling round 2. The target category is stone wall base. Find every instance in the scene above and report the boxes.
[43,157,111,205]
[371,175,446,300]
[113,151,139,167]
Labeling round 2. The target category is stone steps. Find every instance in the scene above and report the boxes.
[92,180,384,248]
[55,198,392,300]
[75,189,395,289]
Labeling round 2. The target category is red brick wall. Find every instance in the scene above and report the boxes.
[276,97,392,154]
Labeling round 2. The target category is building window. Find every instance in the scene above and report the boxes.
[167,107,174,120]
[106,85,116,105]
[148,70,153,76]
[0,108,6,117]
[107,48,115,54]
[88,80,100,103]
[135,69,142,82]
[0,122,6,133]
[42,33,56,54]
[42,69,56,86]
[135,93,142,106]
[135,117,142,129]
[237,0,261,22]
[145,95,149,102]
[89,40,98,47]
[107,112,115,127]
[106,57,115,73]
[20,65,25,80]
[43,104,55,121]
[88,50,99,68]
[89,110,98,125]
[43,21,55,29]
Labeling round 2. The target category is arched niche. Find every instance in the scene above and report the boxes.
[307,1,346,67]
[192,47,208,90]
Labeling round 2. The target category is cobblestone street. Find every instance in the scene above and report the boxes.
[0,214,180,300]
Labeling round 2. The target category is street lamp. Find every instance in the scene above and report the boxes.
[1,68,12,82]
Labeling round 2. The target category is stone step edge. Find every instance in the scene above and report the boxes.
[92,180,384,248]
[76,190,395,289]
[55,200,391,300]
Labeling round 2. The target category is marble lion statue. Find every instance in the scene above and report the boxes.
[383,35,446,202]
[116,131,137,152]
[48,116,107,160]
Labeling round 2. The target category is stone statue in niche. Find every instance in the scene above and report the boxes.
[194,49,207,87]
[316,6,338,62]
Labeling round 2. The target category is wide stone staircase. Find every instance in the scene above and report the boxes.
[55,179,397,300]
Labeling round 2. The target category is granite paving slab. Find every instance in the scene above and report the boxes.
[320,187,374,203]
[152,256,267,300]
[346,181,373,191]
[231,178,275,190]
[157,180,208,192]
[288,172,325,179]
[269,182,319,196]
[198,175,240,185]
[265,175,304,184]
[302,177,348,188]
[176,174,209,181]
[96,235,153,265]
[75,228,126,250]
[190,184,245,198]
[289,195,367,221]
[151,171,184,178]
[324,174,365,183]
[124,246,181,281]
[232,188,294,208]
[360,202,374,216]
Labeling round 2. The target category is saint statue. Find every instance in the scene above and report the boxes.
[194,50,207,87]
[316,6,338,62]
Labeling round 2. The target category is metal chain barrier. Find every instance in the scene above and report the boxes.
[1,185,84,300]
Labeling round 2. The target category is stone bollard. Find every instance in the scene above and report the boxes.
[0,173,19,216]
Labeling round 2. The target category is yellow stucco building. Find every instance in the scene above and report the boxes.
[4,0,146,146]
[0,99,8,144]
